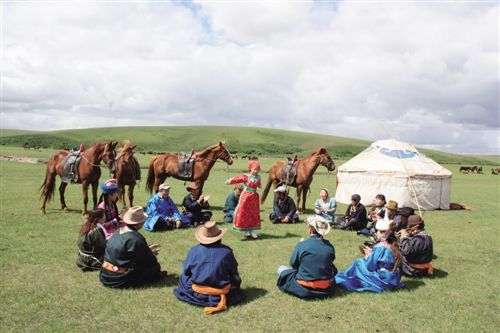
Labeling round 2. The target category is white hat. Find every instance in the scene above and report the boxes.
[375,219,393,231]
[159,183,171,191]
[306,215,330,236]
[274,186,286,193]
[122,206,148,225]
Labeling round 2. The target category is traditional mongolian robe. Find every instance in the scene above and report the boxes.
[270,195,299,223]
[223,192,239,223]
[334,203,368,230]
[99,226,161,288]
[174,243,245,307]
[277,235,337,299]
[226,174,261,232]
[97,201,119,239]
[400,230,433,277]
[314,197,337,222]
[335,242,404,292]
[144,193,189,231]
[76,227,106,271]
[182,194,212,225]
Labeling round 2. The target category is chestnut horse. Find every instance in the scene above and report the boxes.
[114,142,141,208]
[261,147,335,212]
[40,141,118,215]
[146,142,233,194]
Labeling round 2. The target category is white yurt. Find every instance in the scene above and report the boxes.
[335,139,452,210]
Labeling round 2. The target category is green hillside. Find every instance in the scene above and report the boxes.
[0,126,497,165]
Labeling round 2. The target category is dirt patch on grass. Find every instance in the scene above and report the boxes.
[0,155,46,164]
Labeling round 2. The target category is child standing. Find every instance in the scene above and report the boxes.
[226,161,261,239]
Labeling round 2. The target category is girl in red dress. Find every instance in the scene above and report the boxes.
[226,161,261,239]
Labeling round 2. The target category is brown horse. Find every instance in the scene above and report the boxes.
[114,141,141,208]
[261,147,335,212]
[40,141,118,215]
[146,142,233,194]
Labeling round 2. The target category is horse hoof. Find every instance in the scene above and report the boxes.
[63,207,70,212]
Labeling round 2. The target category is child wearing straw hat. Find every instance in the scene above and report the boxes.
[276,216,337,299]
[99,206,164,288]
[174,221,245,314]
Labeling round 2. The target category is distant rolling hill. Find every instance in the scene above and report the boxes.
[0,126,497,165]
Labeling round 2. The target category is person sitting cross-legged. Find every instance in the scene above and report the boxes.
[269,186,299,224]
[332,194,367,231]
[399,215,434,277]
[314,188,336,223]
[99,206,164,288]
[223,184,244,223]
[173,221,245,314]
[276,216,337,299]
[144,183,189,231]
[335,219,404,293]
[182,183,212,227]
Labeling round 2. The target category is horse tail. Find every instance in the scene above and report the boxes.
[261,177,273,204]
[39,163,56,202]
[145,156,156,194]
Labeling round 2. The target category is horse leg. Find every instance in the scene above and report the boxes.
[128,184,135,208]
[82,182,90,216]
[302,186,308,212]
[154,174,167,193]
[59,182,69,211]
[296,186,303,213]
[91,182,98,211]
[120,186,126,209]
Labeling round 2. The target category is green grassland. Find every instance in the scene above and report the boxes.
[0,140,499,332]
[1,126,499,165]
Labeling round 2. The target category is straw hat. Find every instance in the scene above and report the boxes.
[122,206,148,225]
[195,221,227,245]
[306,216,331,236]
[385,200,398,210]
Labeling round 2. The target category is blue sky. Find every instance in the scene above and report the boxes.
[1,1,499,154]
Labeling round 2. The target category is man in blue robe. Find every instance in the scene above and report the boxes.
[144,183,189,231]
[223,184,244,223]
[174,221,245,313]
[276,216,337,299]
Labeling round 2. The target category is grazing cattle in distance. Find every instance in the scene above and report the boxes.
[476,166,483,174]
[492,168,500,175]
[460,166,472,174]
[248,156,259,160]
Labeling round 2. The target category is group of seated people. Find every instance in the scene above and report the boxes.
[76,179,434,314]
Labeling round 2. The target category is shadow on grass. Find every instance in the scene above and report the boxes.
[431,268,448,279]
[402,280,426,290]
[145,272,180,288]
[241,287,268,305]
[240,232,301,241]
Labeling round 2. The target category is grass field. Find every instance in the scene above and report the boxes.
[0,142,499,333]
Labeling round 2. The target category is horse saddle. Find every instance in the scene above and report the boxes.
[62,153,82,184]
[178,153,194,178]
[280,158,298,185]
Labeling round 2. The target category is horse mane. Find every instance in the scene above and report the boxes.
[197,142,224,158]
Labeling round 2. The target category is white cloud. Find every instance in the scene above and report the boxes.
[1,1,498,154]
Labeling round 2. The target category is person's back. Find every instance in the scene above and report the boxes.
[99,207,162,288]
[399,215,433,277]
[174,222,245,313]
[277,216,336,299]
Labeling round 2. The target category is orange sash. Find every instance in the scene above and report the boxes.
[409,262,433,275]
[102,261,127,273]
[296,279,331,289]
[191,283,232,315]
